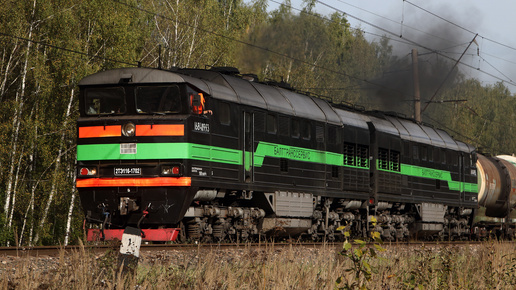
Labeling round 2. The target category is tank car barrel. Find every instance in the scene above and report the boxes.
[476,154,516,218]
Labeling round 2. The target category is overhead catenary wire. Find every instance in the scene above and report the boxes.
[421,34,479,114]
[0,31,137,67]
[404,0,516,53]
[333,0,462,48]
[313,0,516,89]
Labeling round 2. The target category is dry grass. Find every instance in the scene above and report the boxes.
[1,241,516,289]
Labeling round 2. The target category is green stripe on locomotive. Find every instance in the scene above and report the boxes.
[77,141,477,193]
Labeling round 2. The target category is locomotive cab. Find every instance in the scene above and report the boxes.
[76,68,210,241]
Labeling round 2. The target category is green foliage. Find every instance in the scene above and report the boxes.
[0,0,147,246]
[335,216,385,290]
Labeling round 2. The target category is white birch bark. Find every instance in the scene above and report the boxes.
[19,198,33,246]
[0,43,20,102]
[4,0,36,224]
[64,173,76,246]
[19,104,38,246]
[34,88,74,244]
[7,151,24,229]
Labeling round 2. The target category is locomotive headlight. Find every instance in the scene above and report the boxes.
[161,165,181,176]
[79,167,97,176]
[122,122,136,137]
[162,166,171,175]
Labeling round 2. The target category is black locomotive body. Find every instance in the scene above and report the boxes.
[77,67,484,242]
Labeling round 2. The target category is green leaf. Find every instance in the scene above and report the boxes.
[369,248,377,258]
[354,249,363,258]
[354,239,366,245]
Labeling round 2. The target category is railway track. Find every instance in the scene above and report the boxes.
[0,240,498,257]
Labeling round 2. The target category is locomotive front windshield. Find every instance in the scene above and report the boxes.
[136,85,181,114]
[85,87,126,115]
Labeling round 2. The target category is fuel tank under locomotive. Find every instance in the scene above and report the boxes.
[476,154,516,217]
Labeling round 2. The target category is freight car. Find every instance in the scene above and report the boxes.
[76,66,509,242]
[474,154,516,238]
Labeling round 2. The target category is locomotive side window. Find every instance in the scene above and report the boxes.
[328,126,338,144]
[85,87,125,115]
[316,125,324,142]
[421,146,427,161]
[445,151,459,166]
[267,114,277,134]
[254,112,266,132]
[433,148,440,163]
[442,149,447,164]
[464,154,471,168]
[291,119,300,138]
[136,85,181,114]
[301,120,311,140]
[219,102,231,125]
[403,142,410,157]
[453,152,458,166]
[412,145,419,160]
[279,116,289,136]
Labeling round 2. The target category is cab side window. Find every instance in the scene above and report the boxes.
[219,102,230,125]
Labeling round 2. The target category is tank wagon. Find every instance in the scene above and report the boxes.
[76,66,511,242]
[474,155,516,237]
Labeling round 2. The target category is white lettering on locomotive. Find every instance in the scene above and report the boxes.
[194,122,210,132]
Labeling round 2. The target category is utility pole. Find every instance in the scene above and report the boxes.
[412,48,421,123]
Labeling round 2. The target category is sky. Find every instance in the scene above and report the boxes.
[264,0,516,92]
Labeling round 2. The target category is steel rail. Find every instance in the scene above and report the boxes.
[0,240,506,257]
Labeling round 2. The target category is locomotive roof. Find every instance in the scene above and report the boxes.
[181,68,339,124]
[79,67,473,153]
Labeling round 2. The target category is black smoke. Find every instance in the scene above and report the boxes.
[361,3,482,117]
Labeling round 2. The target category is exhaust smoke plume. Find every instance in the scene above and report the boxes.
[362,3,482,117]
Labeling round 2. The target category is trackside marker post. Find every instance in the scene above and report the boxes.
[118,227,142,273]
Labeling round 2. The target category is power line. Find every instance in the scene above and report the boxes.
[333,0,462,48]
[404,0,516,53]
[0,31,137,67]
[313,0,516,88]
[404,0,476,35]
[421,35,478,114]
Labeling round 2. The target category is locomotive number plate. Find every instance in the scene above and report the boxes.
[114,167,142,176]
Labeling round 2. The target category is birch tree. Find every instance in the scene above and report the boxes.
[142,0,265,68]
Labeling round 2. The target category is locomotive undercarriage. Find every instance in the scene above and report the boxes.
[180,189,476,242]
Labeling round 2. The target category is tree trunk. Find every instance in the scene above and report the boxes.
[4,0,36,226]
[34,88,74,244]
[64,173,76,246]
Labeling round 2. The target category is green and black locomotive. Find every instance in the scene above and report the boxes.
[77,66,510,242]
